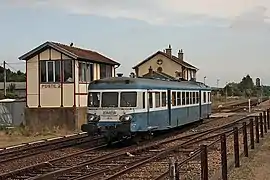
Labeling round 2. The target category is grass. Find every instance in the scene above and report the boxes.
[0,125,78,148]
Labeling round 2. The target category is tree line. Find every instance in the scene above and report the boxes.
[0,66,26,82]
[218,75,270,97]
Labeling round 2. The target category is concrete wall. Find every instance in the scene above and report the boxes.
[25,107,87,131]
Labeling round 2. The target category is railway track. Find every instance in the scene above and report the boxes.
[213,97,268,113]
[0,115,255,180]
[0,98,267,179]
[0,132,105,164]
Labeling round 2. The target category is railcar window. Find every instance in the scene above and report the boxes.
[148,92,153,108]
[102,92,118,107]
[203,92,206,103]
[161,92,166,107]
[196,92,199,104]
[155,92,161,108]
[120,92,137,107]
[177,92,181,106]
[172,92,176,106]
[208,92,211,102]
[182,92,186,105]
[143,92,145,108]
[192,92,196,104]
[88,92,100,107]
[186,92,190,105]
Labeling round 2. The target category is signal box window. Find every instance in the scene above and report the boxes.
[155,92,161,108]
[172,92,176,106]
[182,92,186,105]
[161,92,166,107]
[88,92,100,107]
[120,92,137,107]
[177,92,181,106]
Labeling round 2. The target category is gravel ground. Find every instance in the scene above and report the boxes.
[228,134,270,180]
[0,100,265,177]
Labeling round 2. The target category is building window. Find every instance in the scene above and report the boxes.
[79,62,94,82]
[40,61,61,83]
[63,60,73,82]
[100,64,112,79]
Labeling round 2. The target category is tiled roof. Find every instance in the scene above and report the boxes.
[19,41,120,66]
[133,51,198,70]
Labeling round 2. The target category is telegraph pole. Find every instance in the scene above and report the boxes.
[3,61,6,97]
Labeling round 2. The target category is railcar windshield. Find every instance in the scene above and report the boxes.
[120,92,137,107]
[88,92,100,107]
[101,92,118,107]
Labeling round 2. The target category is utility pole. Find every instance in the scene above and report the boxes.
[225,82,228,103]
[3,61,6,97]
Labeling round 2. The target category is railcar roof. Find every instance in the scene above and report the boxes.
[88,77,211,90]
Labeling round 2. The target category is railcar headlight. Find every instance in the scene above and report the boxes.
[121,115,132,121]
[87,114,97,122]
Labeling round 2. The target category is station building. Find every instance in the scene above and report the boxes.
[133,45,198,81]
[19,41,120,130]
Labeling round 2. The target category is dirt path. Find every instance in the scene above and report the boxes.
[229,133,270,180]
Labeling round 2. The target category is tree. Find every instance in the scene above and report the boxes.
[0,66,26,82]
[221,74,269,97]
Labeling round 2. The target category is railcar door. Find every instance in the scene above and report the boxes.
[199,90,202,119]
[167,89,172,126]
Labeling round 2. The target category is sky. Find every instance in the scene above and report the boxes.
[1,0,270,87]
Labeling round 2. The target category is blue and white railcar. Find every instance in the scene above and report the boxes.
[81,77,212,141]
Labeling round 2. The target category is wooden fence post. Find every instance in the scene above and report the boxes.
[260,113,264,138]
[255,116,260,143]
[175,161,179,180]
[263,111,267,133]
[221,134,227,180]
[169,157,176,180]
[267,109,270,129]
[233,127,240,167]
[200,145,208,180]
[243,122,248,157]
[249,119,255,149]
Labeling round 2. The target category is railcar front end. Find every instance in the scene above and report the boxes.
[81,90,142,141]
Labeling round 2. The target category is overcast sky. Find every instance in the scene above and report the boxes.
[1,0,270,87]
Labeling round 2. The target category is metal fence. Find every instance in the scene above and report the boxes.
[0,99,25,126]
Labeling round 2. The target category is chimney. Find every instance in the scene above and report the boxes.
[117,73,123,77]
[70,42,74,47]
[148,66,153,76]
[178,49,183,61]
[165,44,172,57]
